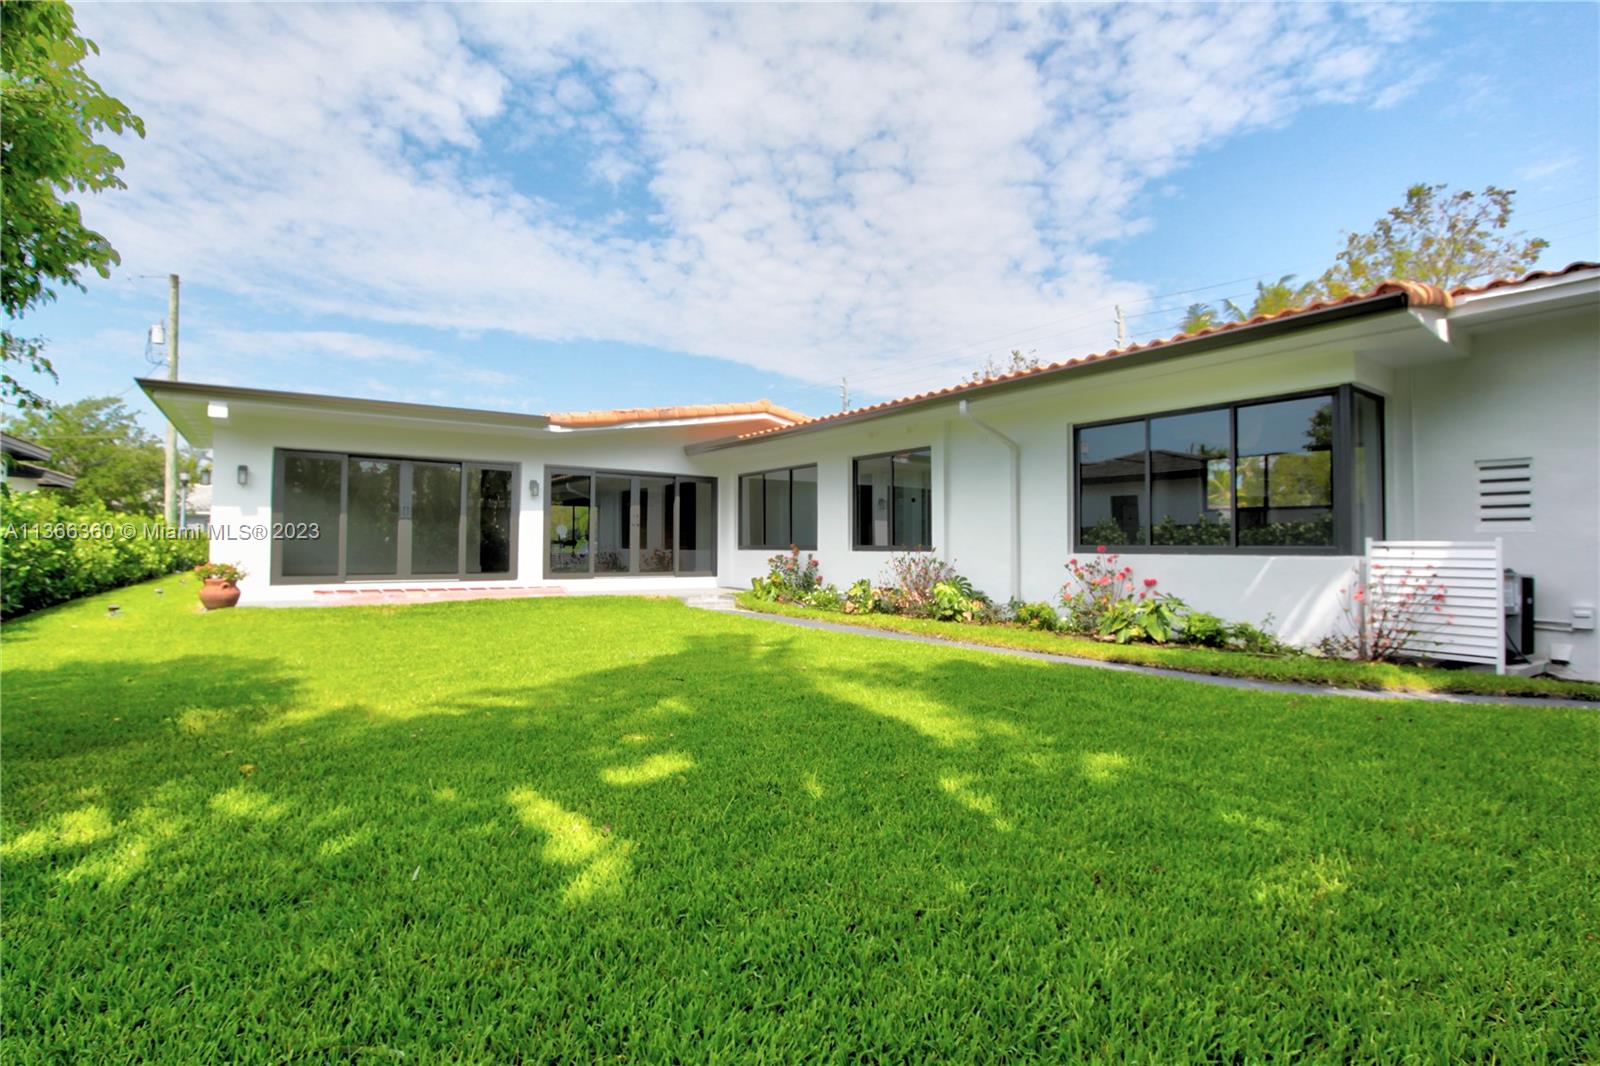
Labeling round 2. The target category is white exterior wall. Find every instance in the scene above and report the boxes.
[205,411,770,604]
[1401,309,1600,679]
[701,341,1379,648]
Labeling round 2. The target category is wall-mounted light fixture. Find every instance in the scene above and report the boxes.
[529,478,540,499]
[207,401,229,419]
[236,464,249,486]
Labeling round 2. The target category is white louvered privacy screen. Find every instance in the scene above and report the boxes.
[1365,539,1506,673]
[1475,458,1533,528]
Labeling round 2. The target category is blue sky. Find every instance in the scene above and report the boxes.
[12,2,1598,433]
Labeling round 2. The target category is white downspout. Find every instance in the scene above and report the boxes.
[958,399,1021,603]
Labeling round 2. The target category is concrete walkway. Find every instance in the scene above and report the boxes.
[728,608,1597,709]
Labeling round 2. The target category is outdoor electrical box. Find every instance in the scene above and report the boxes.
[1503,569,1535,664]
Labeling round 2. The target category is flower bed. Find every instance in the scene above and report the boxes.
[739,548,1599,701]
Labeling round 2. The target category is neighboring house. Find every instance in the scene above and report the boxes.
[183,478,213,530]
[141,263,1600,679]
[1,433,76,493]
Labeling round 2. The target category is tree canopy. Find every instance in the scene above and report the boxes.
[1318,183,1549,298]
[5,395,187,512]
[1,0,144,408]
[1171,184,1548,337]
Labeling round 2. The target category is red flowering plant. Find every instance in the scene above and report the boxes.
[1059,547,1185,642]
[1320,562,1453,662]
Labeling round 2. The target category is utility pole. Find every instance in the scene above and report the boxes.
[163,274,180,526]
[839,376,849,413]
[1114,305,1127,349]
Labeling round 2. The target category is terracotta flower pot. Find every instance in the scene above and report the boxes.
[198,577,241,610]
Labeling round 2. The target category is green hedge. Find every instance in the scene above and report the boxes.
[0,492,208,617]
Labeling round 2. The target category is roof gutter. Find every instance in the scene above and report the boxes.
[686,291,1410,454]
[957,399,1021,603]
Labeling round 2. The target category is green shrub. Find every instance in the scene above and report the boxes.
[842,579,877,615]
[929,580,979,622]
[803,584,844,611]
[1228,618,1296,656]
[1010,600,1060,632]
[1,492,207,616]
[1179,611,1230,647]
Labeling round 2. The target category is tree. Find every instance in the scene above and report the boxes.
[6,395,182,511]
[967,349,1043,384]
[1,1,144,408]
[1317,183,1548,297]
[1178,303,1223,334]
[1223,275,1316,321]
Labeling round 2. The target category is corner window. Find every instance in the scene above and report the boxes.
[853,448,932,549]
[738,465,818,549]
[1074,387,1382,554]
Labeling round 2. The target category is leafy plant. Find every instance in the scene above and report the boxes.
[1061,549,1188,644]
[1099,594,1186,644]
[803,584,844,611]
[1009,601,1059,632]
[2,1,146,408]
[842,579,877,615]
[750,546,822,603]
[1179,611,1230,647]
[929,581,978,622]
[1227,618,1296,657]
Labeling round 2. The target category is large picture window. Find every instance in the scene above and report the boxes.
[853,448,932,550]
[738,465,818,550]
[1073,386,1382,554]
[273,450,516,583]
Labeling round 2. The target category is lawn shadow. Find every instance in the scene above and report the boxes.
[1,654,301,762]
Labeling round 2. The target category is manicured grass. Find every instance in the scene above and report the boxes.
[4,576,1598,1062]
[737,593,1600,701]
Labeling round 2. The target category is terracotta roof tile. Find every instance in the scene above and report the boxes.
[547,399,808,428]
[727,261,1598,445]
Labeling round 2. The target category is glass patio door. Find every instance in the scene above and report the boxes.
[275,450,517,583]
[545,469,715,577]
[406,461,463,576]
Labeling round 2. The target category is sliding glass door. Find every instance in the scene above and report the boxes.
[273,450,517,583]
[545,468,715,577]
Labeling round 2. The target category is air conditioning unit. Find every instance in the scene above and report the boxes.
[1503,569,1535,663]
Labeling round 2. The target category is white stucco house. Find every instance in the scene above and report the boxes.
[142,263,1600,680]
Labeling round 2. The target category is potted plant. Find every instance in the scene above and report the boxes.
[193,561,246,610]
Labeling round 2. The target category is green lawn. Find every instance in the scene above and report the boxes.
[3,576,1597,1062]
[737,593,1600,701]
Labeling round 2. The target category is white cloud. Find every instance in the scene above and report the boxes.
[74,3,1424,398]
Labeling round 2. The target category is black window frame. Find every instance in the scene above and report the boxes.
[851,447,934,552]
[1071,385,1383,556]
[270,447,520,585]
[737,464,819,550]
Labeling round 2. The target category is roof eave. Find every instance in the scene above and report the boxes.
[138,378,553,448]
[685,291,1410,455]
